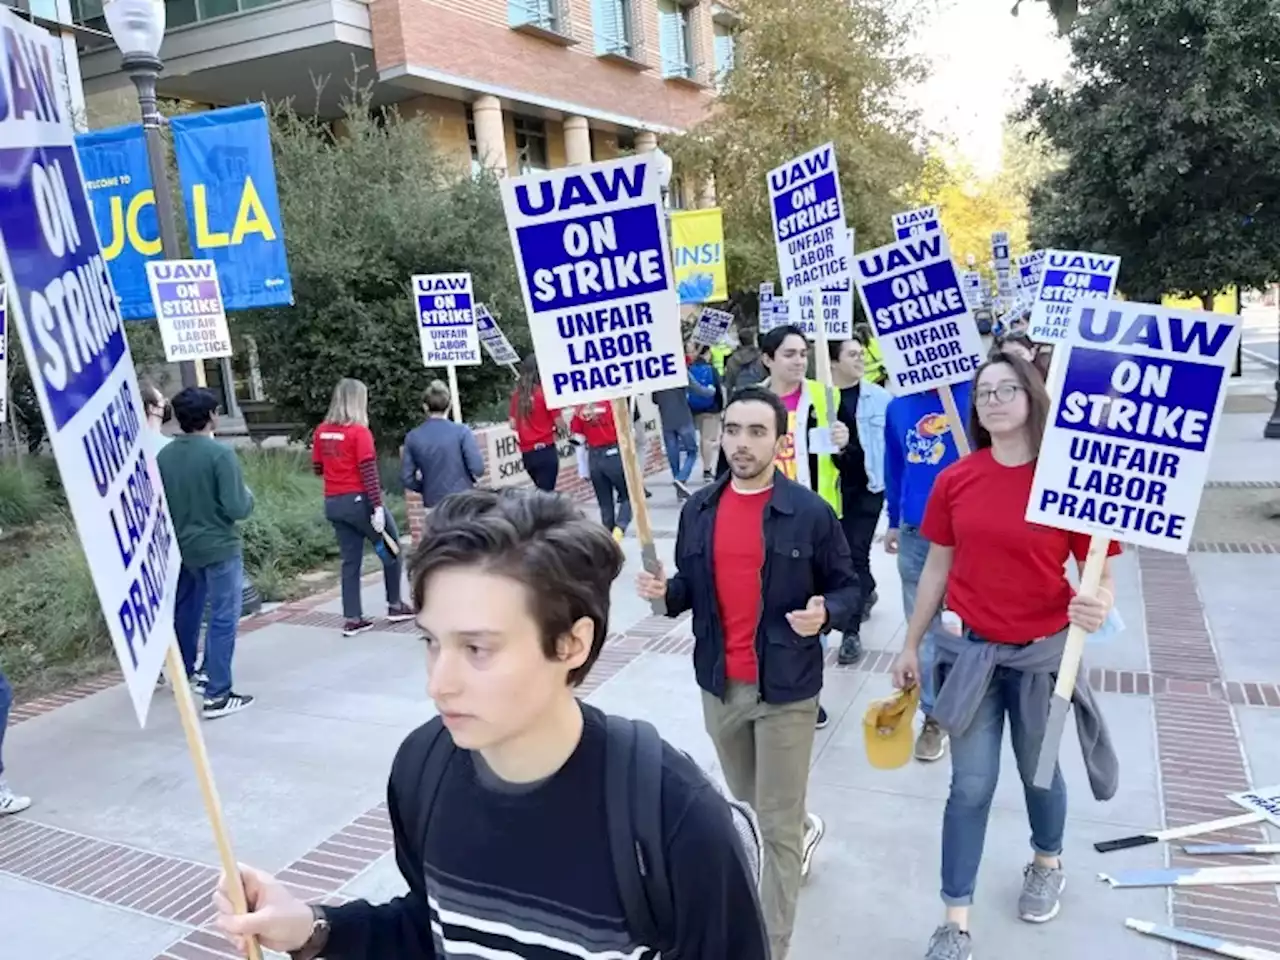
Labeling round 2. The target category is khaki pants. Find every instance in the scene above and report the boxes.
[703,682,819,960]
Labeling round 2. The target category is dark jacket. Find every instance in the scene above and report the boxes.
[401,417,484,508]
[664,472,859,704]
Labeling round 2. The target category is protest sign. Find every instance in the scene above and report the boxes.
[0,284,6,424]
[671,207,728,303]
[767,143,849,296]
[1028,249,1122,344]
[476,303,520,368]
[692,307,734,347]
[1018,250,1046,304]
[146,260,232,363]
[892,205,940,240]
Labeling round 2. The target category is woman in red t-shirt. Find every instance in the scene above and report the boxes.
[890,354,1120,960]
[312,378,415,636]
[508,356,564,492]
[569,401,630,541]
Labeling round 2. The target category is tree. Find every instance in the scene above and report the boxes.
[666,0,924,295]
[1022,0,1280,307]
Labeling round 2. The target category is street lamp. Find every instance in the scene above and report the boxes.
[104,0,198,390]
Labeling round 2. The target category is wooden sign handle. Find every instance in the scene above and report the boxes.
[610,397,664,616]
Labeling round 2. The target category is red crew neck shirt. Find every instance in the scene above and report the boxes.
[509,386,557,452]
[921,448,1122,643]
[714,483,772,682]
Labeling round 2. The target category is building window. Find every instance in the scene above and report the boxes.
[593,0,635,58]
[657,0,694,79]
[713,20,734,85]
[514,115,549,174]
[508,0,560,33]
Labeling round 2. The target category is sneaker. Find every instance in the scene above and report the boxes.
[801,812,825,879]
[0,781,32,816]
[861,590,879,623]
[915,717,949,762]
[924,923,972,960]
[612,527,625,544]
[386,602,415,623]
[837,632,864,666]
[815,705,829,730]
[203,692,255,720]
[673,479,691,501]
[343,618,374,637]
[1019,861,1066,923]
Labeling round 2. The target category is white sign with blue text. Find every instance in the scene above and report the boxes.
[413,273,480,367]
[500,155,683,406]
[892,205,941,240]
[1028,249,1122,344]
[768,143,850,297]
[692,307,734,348]
[476,303,520,366]
[0,10,179,725]
[854,232,985,395]
[146,259,232,363]
[1027,301,1240,553]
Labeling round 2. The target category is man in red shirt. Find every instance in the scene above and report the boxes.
[638,386,858,960]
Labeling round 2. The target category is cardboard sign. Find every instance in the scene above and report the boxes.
[487,423,576,488]
[767,143,849,296]
[146,259,232,362]
[1028,250,1122,344]
[0,283,6,424]
[853,232,985,395]
[475,303,520,366]
[413,272,480,367]
[500,155,684,406]
[1027,301,1240,553]
[1229,785,1280,826]
[692,307,734,347]
[893,205,940,240]
[0,12,179,725]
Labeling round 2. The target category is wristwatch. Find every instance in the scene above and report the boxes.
[290,905,331,960]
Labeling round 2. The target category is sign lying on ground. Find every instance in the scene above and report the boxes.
[413,273,480,367]
[692,307,734,347]
[892,205,940,240]
[500,154,684,406]
[0,11,180,725]
[475,304,520,366]
[1028,250,1122,344]
[767,143,849,297]
[1027,301,1240,553]
[146,259,232,362]
[1229,784,1280,826]
[853,232,985,395]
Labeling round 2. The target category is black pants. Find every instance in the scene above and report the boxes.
[840,487,884,629]
[588,445,632,532]
[522,445,559,492]
[324,493,403,620]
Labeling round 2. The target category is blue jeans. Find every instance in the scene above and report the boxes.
[0,667,11,778]
[663,426,698,483]
[174,555,244,701]
[898,524,939,715]
[942,664,1068,905]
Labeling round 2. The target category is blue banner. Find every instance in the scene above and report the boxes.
[75,124,161,320]
[170,103,293,311]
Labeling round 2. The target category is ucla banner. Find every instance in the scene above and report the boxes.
[75,124,161,320]
[671,208,728,304]
[170,103,293,310]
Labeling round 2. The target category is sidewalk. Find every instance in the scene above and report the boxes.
[4,430,1280,960]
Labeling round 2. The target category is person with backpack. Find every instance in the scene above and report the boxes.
[687,342,724,482]
[637,386,859,960]
[214,487,769,960]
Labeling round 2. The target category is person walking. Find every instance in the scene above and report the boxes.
[402,380,485,506]
[637,386,858,960]
[570,401,631,542]
[313,378,415,637]
[508,356,564,492]
[688,342,724,483]
[0,667,31,814]
[828,334,891,665]
[157,388,256,719]
[891,355,1119,960]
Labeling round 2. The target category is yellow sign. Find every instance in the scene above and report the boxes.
[671,208,728,304]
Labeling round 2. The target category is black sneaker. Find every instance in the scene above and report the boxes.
[202,692,254,720]
[343,618,374,637]
[816,705,829,729]
[838,632,864,666]
[386,603,415,623]
[861,590,879,623]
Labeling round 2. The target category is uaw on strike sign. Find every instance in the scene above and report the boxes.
[0,11,179,724]
[500,155,683,406]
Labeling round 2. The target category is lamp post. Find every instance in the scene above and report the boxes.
[104,0,198,391]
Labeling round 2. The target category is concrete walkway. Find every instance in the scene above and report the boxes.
[4,412,1280,960]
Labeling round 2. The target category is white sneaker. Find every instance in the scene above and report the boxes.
[801,812,825,879]
[0,781,32,816]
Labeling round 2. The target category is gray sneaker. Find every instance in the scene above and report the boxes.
[1019,861,1066,923]
[924,923,971,960]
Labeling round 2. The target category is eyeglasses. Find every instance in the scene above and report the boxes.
[975,384,1025,406]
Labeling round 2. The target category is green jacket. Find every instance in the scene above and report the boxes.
[157,434,255,569]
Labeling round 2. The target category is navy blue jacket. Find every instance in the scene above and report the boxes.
[664,472,859,704]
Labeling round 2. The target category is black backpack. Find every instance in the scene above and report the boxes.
[395,714,763,956]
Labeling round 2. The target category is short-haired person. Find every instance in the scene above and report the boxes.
[215,488,768,959]
[313,379,415,637]
[508,356,565,492]
[157,388,256,719]
[638,386,859,960]
[402,380,484,507]
[890,355,1120,960]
